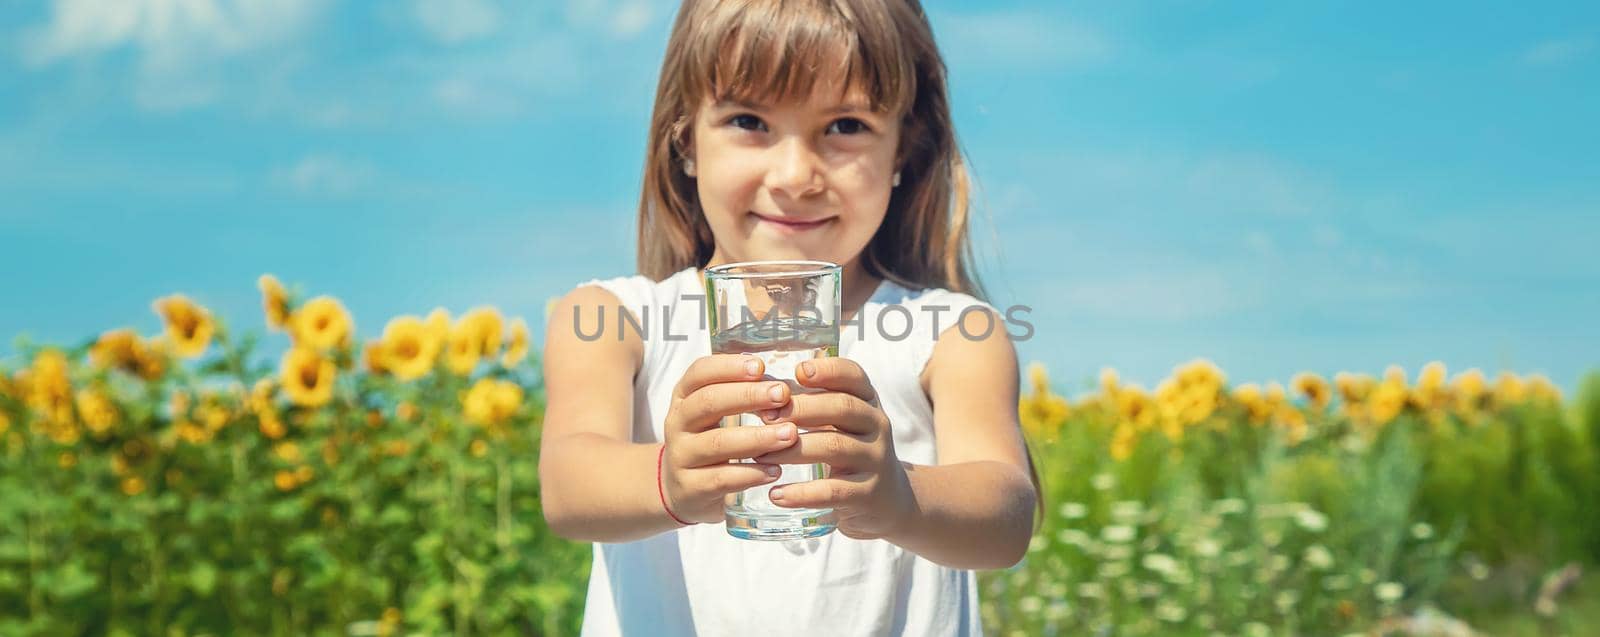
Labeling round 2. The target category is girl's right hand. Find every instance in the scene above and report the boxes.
[660,354,797,524]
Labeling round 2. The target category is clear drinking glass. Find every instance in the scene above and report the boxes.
[705,260,842,540]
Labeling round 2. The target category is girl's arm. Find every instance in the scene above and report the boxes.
[885,308,1036,570]
[538,285,682,543]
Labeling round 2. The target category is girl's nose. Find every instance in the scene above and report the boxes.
[765,136,825,198]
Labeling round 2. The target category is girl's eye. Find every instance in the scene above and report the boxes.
[728,114,767,132]
[827,118,871,135]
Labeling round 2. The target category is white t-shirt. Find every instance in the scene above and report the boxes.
[571,266,996,636]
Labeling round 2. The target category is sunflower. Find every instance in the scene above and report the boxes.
[1383,365,1408,388]
[1410,361,1448,410]
[75,388,118,437]
[1099,367,1120,398]
[502,318,530,367]
[1116,385,1158,432]
[425,308,451,342]
[280,347,336,408]
[1291,372,1332,409]
[1264,381,1287,405]
[24,349,73,406]
[444,321,482,376]
[273,441,303,464]
[131,335,170,380]
[1334,372,1375,404]
[1175,358,1226,391]
[1367,379,1408,426]
[1275,404,1309,446]
[250,379,287,438]
[258,274,292,330]
[152,295,215,359]
[460,307,505,357]
[363,340,389,375]
[1231,383,1272,425]
[1024,362,1051,396]
[1450,369,1486,410]
[461,378,523,427]
[89,328,142,374]
[1526,374,1561,403]
[378,316,441,381]
[121,476,147,496]
[1019,390,1070,442]
[1492,372,1526,407]
[289,296,353,352]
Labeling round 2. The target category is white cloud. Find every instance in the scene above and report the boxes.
[419,34,586,117]
[933,9,1110,69]
[1245,230,1276,257]
[1052,270,1244,323]
[274,154,374,196]
[565,0,656,40]
[610,1,653,39]
[413,0,500,45]
[1520,36,1595,66]
[22,0,323,110]
[1000,148,1330,220]
[1311,224,1342,248]
[14,0,659,123]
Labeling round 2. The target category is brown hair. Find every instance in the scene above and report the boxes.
[636,0,985,301]
[636,0,1044,536]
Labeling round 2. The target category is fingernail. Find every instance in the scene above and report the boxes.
[800,361,815,378]
[770,488,785,500]
[745,358,760,376]
[762,409,780,421]
[775,423,794,441]
[765,466,781,478]
[768,383,785,402]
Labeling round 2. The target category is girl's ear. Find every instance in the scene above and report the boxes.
[670,114,696,176]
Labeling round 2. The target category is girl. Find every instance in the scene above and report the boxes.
[540,1,1039,634]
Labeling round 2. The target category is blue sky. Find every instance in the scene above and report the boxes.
[2,1,1597,394]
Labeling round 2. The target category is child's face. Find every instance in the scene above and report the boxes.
[689,80,901,272]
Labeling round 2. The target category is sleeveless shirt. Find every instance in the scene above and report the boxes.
[570,266,996,636]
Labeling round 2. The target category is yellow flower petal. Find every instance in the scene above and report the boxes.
[289,296,353,352]
[280,347,336,408]
[258,274,292,330]
[151,295,215,359]
[502,318,529,368]
[380,316,441,381]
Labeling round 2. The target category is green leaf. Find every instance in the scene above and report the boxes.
[46,560,97,600]
[190,561,218,597]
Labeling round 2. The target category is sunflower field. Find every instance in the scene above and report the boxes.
[2,276,1597,635]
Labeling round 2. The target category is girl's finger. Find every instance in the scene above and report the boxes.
[768,474,872,509]
[758,390,884,436]
[686,462,785,497]
[669,380,791,433]
[751,430,875,470]
[676,423,798,467]
[673,354,767,400]
[793,357,878,405]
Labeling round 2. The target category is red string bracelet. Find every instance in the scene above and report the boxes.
[657,443,691,526]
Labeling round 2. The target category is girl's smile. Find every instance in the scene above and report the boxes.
[749,210,836,234]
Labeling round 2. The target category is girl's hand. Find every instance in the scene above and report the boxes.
[752,357,916,540]
[660,354,799,524]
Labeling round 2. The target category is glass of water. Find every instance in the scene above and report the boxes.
[704,260,842,540]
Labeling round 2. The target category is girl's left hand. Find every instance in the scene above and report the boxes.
[753,357,916,540]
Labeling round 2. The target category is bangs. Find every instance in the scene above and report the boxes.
[679,0,916,116]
